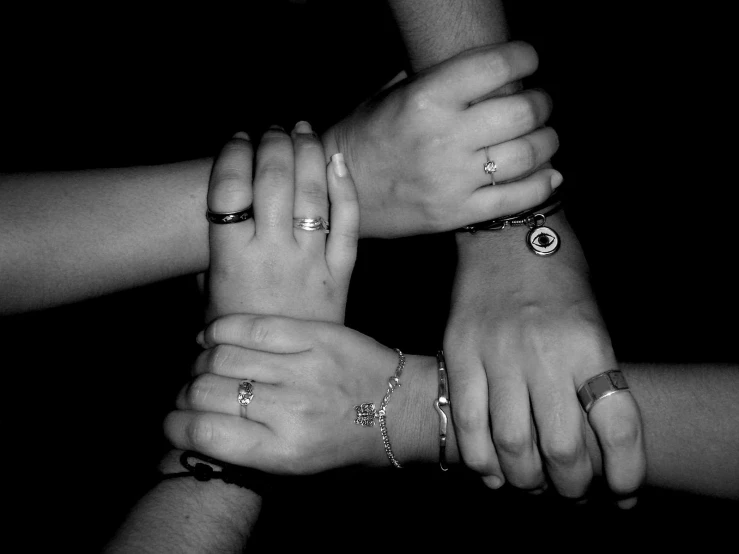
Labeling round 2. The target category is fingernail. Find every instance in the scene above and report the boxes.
[482,475,504,489]
[232,131,250,140]
[617,497,638,510]
[331,153,348,177]
[551,171,564,189]
[268,124,285,132]
[528,483,548,495]
[293,120,312,134]
[195,330,205,347]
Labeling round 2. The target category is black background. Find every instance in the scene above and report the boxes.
[1,1,736,551]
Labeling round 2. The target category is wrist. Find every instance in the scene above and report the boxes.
[390,354,459,467]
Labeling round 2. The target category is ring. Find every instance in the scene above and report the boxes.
[483,147,497,186]
[206,205,254,225]
[577,369,630,413]
[293,216,330,233]
[237,380,255,419]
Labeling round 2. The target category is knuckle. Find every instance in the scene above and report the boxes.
[541,437,582,468]
[246,316,273,345]
[208,345,234,374]
[187,414,220,451]
[600,416,641,450]
[185,374,217,408]
[454,404,489,434]
[257,159,291,182]
[516,135,538,171]
[483,50,512,84]
[298,180,328,206]
[493,429,531,458]
[510,95,537,128]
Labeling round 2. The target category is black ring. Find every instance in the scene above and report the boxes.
[206,205,254,224]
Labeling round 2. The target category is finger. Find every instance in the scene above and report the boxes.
[489,371,546,490]
[192,344,285,383]
[325,153,359,281]
[426,41,539,107]
[461,167,563,225]
[164,410,276,470]
[291,121,330,248]
[253,125,295,240]
[469,127,559,187]
[176,373,278,425]
[588,390,646,508]
[445,342,505,487]
[531,379,593,499]
[197,314,316,353]
[208,132,255,253]
[463,90,553,148]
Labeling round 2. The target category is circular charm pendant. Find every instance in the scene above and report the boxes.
[526,225,560,256]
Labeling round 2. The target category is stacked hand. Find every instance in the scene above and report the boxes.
[323,41,562,237]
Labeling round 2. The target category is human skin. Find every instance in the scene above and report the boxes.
[386,0,646,505]
[170,313,738,500]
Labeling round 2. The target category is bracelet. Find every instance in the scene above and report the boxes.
[457,188,564,257]
[354,348,406,469]
[158,451,276,496]
[434,350,451,471]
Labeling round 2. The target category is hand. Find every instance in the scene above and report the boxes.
[165,314,416,473]
[445,215,646,506]
[206,122,358,323]
[322,41,562,238]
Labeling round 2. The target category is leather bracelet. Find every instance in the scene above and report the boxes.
[159,451,276,496]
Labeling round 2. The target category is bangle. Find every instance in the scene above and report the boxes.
[457,188,564,257]
[434,350,451,471]
[354,348,406,469]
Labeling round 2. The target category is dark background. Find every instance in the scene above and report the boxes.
[1,1,736,551]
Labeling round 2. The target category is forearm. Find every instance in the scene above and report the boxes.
[0,160,212,314]
[387,0,510,72]
[104,451,261,553]
[401,356,739,498]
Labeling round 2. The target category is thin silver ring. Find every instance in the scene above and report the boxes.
[483,147,497,186]
[237,380,255,419]
[206,205,254,225]
[293,216,330,233]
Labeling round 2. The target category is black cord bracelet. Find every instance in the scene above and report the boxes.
[158,451,276,497]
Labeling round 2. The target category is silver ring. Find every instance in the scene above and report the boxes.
[237,380,255,419]
[576,369,630,413]
[483,147,497,186]
[293,216,330,233]
[206,205,254,224]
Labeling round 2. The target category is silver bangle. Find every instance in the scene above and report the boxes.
[434,350,451,471]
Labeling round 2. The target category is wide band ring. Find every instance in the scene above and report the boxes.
[237,380,255,419]
[206,205,254,225]
[293,216,330,233]
[483,147,497,186]
[577,369,630,413]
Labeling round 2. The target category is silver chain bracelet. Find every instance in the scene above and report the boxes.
[353,348,406,469]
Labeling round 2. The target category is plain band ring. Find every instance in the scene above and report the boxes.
[293,216,330,233]
[483,147,497,186]
[577,369,630,413]
[237,380,255,419]
[206,205,254,225]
